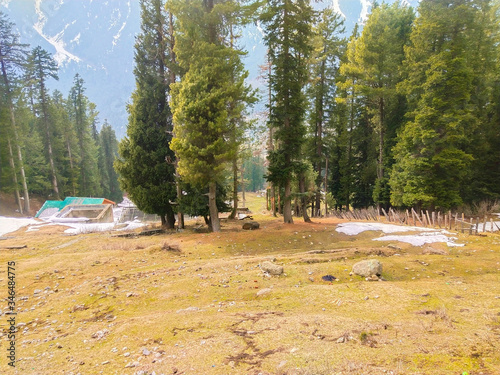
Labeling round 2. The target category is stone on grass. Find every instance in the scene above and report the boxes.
[260,261,283,276]
[256,288,272,297]
[242,221,260,230]
[423,246,448,255]
[352,259,382,277]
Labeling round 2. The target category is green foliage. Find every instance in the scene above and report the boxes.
[170,0,255,230]
[68,74,101,197]
[260,0,314,222]
[98,121,122,203]
[390,0,497,209]
[115,0,177,227]
[178,183,231,218]
[339,2,414,208]
[243,154,266,192]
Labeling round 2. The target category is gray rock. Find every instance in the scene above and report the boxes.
[423,246,448,255]
[260,261,284,276]
[352,259,382,277]
[256,288,272,296]
[242,221,260,230]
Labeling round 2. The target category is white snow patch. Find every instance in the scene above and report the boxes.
[0,217,39,236]
[112,1,131,47]
[374,234,464,247]
[336,222,431,236]
[336,222,463,247]
[70,32,81,44]
[33,0,81,65]
[116,220,145,231]
[63,222,116,235]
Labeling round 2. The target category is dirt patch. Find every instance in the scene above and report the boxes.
[226,312,285,369]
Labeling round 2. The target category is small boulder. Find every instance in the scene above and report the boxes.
[260,261,283,276]
[423,246,448,255]
[242,221,260,230]
[352,259,382,277]
[256,288,272,297]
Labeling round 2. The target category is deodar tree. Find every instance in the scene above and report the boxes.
[390,0,499,209]
[25,46,60,199]
[170,0,253,232]
[0,12,30,213]
[115,0,178,228]
[260,0,314,224]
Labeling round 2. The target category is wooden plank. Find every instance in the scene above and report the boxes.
[426,210,432,228]
[381,207,389,222]
[412,208,422,226]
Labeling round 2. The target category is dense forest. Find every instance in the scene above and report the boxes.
[0,12,123,213]
[2,0,500,232]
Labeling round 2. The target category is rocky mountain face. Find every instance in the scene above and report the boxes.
[0,0,419,138]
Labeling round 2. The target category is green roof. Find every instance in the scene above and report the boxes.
[36,197,114,218]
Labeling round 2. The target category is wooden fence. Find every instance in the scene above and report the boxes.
[328,207,500,235]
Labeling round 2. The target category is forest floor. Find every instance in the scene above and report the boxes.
[0,193,500,374]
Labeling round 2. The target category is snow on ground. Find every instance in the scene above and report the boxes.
[336,222,432,236]
[0,216,39,236]
[336,222,464,247]
[373,233,464,247]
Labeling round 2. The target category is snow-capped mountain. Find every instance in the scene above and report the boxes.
[0,0,419,138]
[1,0,139,138]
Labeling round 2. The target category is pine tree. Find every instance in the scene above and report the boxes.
[260,0,314,224]
[67,74,101,197]
[25,46,61,199]
[170,0,254,232]
[307,8,345,216]
[115,0,178,228]
[0,12,30,212]
[99,121,122,203]
[390,0,492,209]
[340,3,414,208]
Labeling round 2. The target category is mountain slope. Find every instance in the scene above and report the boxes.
[0,0,419,138]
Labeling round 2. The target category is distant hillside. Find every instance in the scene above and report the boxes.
[0,0,419,138]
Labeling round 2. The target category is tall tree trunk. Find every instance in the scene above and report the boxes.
[377,97,385,181]
[66,139,77,196]
[168,11,184,229]
[164,204,176,229]
[229,158,238,219]
[283,178,293,224]
[1,61,30,213]
[175,168,184,229]
[45,124,60,199]
[241,166,246,208]
[300,173,311,223]
[7,137,22,214]
[208,182,220,232]
[324,157,329,216]
[40,80,60,199]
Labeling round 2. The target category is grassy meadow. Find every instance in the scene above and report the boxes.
[1,193,499,374]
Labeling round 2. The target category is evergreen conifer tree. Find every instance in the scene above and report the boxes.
[260,0,314,223]
[115,0,177,228]
[170,0,254,232]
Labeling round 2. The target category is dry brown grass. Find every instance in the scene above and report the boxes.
[0,193,499,374]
